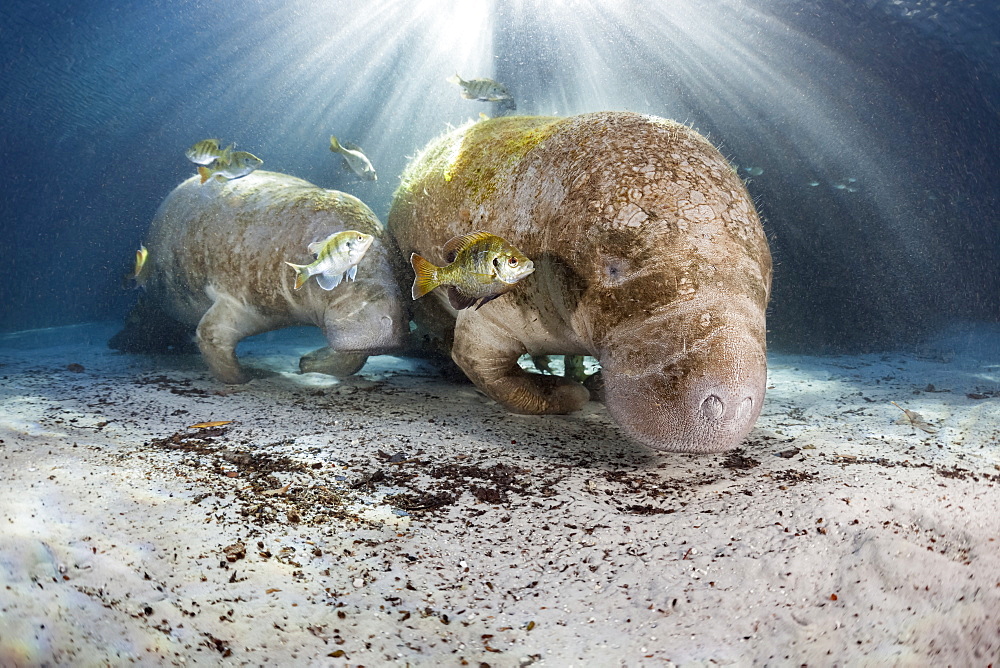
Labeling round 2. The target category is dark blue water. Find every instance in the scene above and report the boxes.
[1,0,997,351]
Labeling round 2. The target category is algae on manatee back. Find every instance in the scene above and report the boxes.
[400,116,563,207]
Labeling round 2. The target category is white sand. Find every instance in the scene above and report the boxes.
[1,322,998,666]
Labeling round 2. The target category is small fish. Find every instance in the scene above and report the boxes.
[198,150,263,184]
[891,401,938,434]
[447,74,516,110]
[410,230,534,310]
[185,139,232,166]
[121,245,150,289]
[133,244,149,280]
[285,230,374,290]
[188,420,233,429]
[329,136,377,181]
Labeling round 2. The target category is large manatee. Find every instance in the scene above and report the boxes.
[138,171,405,383]
[389,112,772,453]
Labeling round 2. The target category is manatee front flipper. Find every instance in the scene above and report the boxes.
[450,311,589,415]
[299,347,368,377]
[195,297,260,384]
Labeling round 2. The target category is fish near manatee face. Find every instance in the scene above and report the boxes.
[389,112,771,453]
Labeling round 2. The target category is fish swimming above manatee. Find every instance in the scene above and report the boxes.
[329,136,377,181]
[185,139,232,166]
[285,229,374,290]
[410,230,534,310]
[447,74,516,110]
[198,150,263,184]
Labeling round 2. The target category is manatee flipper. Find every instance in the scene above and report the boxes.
[299,346,368,377]
[195,297,259,384]
[450,310,589,415]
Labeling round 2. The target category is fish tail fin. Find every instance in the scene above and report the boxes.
[198,166,211,184]
[410,253,440,300]
[446,73,462,85]
[285,261,310,290]
[329,135,342,153]
[133,246,150,286]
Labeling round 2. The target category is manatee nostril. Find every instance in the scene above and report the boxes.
[700,394,725,421]
[737,396,754,420]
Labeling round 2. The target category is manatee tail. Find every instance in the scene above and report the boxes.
[285,261,311,290]
[410,253,441,300]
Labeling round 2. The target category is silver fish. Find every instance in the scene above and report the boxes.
[285,230,374,290]
[329,136,377,181]
[447,74,516,110]
[185,139,232,166]
[198,150,263,183]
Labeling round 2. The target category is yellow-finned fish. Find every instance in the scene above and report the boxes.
[188,420,233,429]
[410,230,534,310]
[198,150,263,184]
[185,139,232,166]
[285,230,374,290]
[329,136,377,181]
[133,245,149,281]
[122,244,150,289]
[447,74,516,110]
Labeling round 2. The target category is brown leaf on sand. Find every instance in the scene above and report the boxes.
[222,542,246,562]
[260,483,291,497]
[891,402,938,434]
[189,420,234,429]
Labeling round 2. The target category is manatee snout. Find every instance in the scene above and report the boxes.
[325,302,405,353]
[601,334,767,453]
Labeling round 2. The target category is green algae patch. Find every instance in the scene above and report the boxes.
[450,116,563,204]
[397,116,565,208]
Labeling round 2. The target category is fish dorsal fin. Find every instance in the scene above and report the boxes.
[443,230,492,263]
[307,240,325,255]
[447,287,479,311]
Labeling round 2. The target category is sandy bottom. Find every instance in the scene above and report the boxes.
[0,322,998,667]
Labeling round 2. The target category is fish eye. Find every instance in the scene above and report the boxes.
[507,257,519,267]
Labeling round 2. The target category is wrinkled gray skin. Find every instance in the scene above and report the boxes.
[142,171,404,383]
[389,112,772,453]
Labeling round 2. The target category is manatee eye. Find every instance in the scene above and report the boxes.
[601,256,631,286]
[507,256,519,267]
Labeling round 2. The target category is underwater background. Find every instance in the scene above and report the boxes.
[0,0,997,352]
